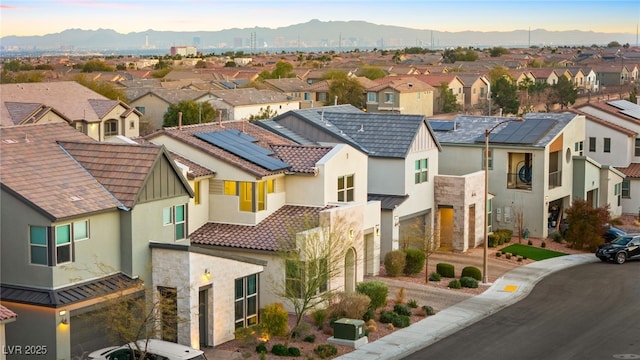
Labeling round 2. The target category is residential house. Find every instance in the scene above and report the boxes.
[591,64,630,87]
[456,73,490,113]
[563,68,586,92]
[432,113,592,239]
[302,80,331,108]
[413,74,465,113]
[0,306,17,360]
[208,88,300,120]
[365,78,435,116]
[574,100,640,215]
[124,88,215,134]
[144,121,381,346]
[263,78,309,101]
[528,68,560,86]
[0,81,141,141]
[0,122,195,359]
[256,105,441,257]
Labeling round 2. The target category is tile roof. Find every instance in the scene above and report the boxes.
[575,100,640,124]
[616,163,640,178]
[271,145,333,174]
[264,78,309,92]
[210,88,291,106]
[0,81,132,125]
[3,102,71,126]
[125,88,211,104]
[0,305,17,321]
[262,105,440,158]
[59,141,168,208]
[367,78,434,92]
[190,205,330,251]
[567,109,637,136]
[145,121,297,178]
[431,112,578,148]
[0,273,141,307]
[1,123,124,221]
[132,137,216,179]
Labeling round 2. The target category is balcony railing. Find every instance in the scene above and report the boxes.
[549,170,562,189]
[507,173,532,190]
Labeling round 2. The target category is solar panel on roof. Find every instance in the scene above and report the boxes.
[476,119,556,145]
[428,120,456,131]
[195,129,290,171]
[621,108,640,120]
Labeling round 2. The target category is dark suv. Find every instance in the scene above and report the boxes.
[595,234,640,264]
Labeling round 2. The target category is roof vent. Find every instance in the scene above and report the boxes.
[358,124,364,132]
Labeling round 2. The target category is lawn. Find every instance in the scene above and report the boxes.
[500,244,567,261]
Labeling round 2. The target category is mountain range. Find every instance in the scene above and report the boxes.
[1,19,636,55]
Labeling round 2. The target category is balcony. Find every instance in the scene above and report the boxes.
[548,170,562,189]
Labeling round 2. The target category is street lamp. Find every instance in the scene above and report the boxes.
[483,117,525,284]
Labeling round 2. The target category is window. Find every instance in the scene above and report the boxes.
[135,106,145,115]
[604,138,611,153]
[55,225,72,264]
[163,205,186,241]
[487,198,493,234]
[367,92,376,102]
[337,174,354,202]
[384,92,394,103]
[29,226,48,265]
[589,137,596,152]
[235,274,259,328]
[304,92,310,101]
[414,158,429,184]
[575,141,583,155]
[104,120,118,136]
[224,181,237,195]
[507,152,533,190]
[622,180,630,198]
[482,149,493,170]
[194,180,201,205]
[73,220,89,241]
[635,138,640,157]
[285,259,327,299]
[318,93,327,102]
[615,183,622,206]
[239,182,253,212]
[267,179,275,193]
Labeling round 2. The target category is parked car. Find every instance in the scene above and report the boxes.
[560,220,626,243]
[88,339,207,360]
[595,234,640,264]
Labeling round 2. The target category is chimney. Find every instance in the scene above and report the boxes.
[178,112,182,130]
[218,110,224,127]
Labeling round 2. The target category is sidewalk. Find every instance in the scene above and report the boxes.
[335,254,597,360]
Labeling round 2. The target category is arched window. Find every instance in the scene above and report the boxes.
[104,120,118,136]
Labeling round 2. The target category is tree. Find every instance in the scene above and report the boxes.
[249,105,278,120]
[438,82,461,113]
[259,61,295,80]
[275,213,356,342]
[399,217,436,283]
[327,77,365,108]
[564,199,610,251]
[546,76,578,109]
[491,77,520,115]
[488,66,512,84]
[607,41,622,48]
[628,86,638,104]
[489,46,509,57]
[73,74,128,101]
[163,100,217,127]
[81,59,116,72]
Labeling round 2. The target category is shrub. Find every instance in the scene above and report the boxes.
[422,305,435,316]
[271,344,288,356]
[428,272,441,281]
[384,250,406,277]
[314,344,338,359]
[517,256,523,262]
[436,263,455,278]
[460,276,479,288]
[407,299,418,308]
[496,252,502,257]
[255,342,267,354]
[287,347,301,357]
[403,248,426,275]
[393,303,412,316]
[234,324,263,347]
[356,280,388,310]
[310,308,328,329]
[329,292,371,320]
[541,241,547,248]
[260,303,288,337]
[527,239,533,245]
[550,232,562,243]
[291,322,312,340]
[303,334,316,343]
[394,287,405,304]
[447,279,462,289]
[362,309,375,322]
[379,311,410,328]
[461,266,482,281]
[505,253,512,259]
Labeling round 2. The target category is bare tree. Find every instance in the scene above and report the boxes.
[274,212,357,342]
[514,205,525,244]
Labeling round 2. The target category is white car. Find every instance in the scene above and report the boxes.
[87,339,207,360]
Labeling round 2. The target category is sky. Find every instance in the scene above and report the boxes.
[1,0,639,37]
